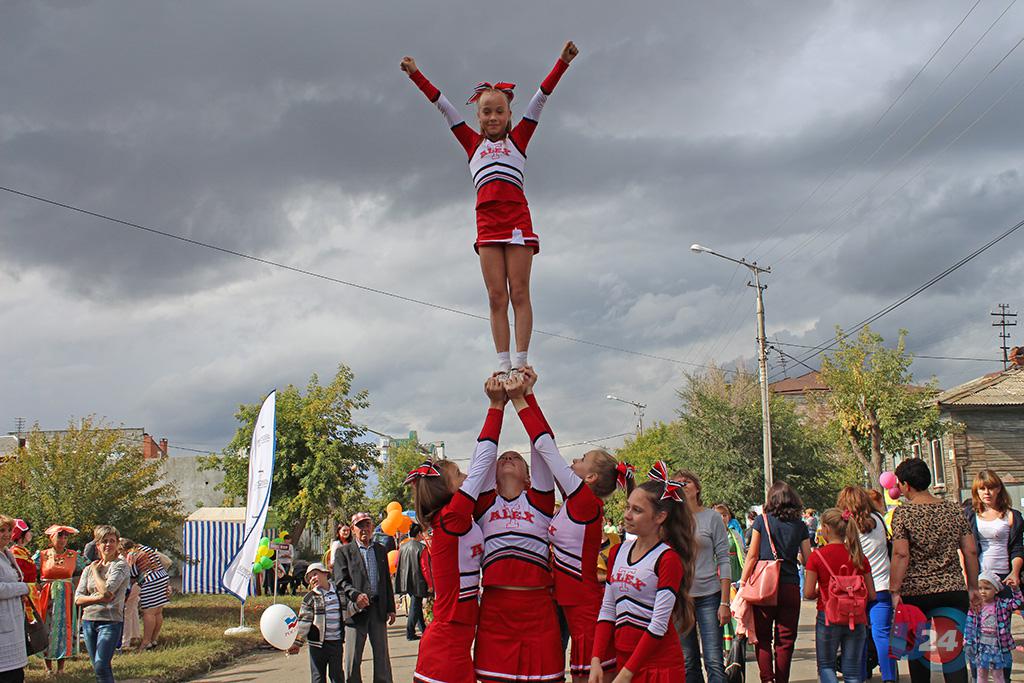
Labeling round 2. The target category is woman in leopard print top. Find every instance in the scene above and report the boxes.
[889,458,980,683]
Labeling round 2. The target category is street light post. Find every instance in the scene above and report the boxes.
[690,244,774,497]
[606,395,647,438]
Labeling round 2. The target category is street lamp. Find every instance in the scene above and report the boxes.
[606,395,647,437]
[690,243,775,496]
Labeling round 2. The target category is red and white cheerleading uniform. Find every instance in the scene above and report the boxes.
[517,395,615,677]
[408,59,570,254]
[413,409,500,683]
[473,422,562,683]
[592,540,686,683]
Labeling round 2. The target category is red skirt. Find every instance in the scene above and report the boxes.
[415,620,476,683]
[564,600,614,676]
[475,587,564,683]
[475,201,539,254]
[613,651,683,683]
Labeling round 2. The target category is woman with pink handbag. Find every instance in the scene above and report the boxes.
[739,482,813,683]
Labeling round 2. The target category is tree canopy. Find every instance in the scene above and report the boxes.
[817,326,950,488]
[201,364,375,540]
[609,367,856,522]
[0,417,185,552]
[373,438,427,512]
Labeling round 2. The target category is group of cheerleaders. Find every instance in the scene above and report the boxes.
[405,369,697,683]
[399,39,696,683]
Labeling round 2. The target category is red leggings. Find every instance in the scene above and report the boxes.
[752,583,802,683]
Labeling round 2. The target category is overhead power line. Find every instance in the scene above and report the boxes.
[773,340,1002,363]
[768,215,1024,380]
[0,184,734,375]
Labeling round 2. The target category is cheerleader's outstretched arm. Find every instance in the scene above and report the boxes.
[401,56,480,156]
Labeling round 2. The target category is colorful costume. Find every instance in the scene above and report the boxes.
[408,59,570,254]
[965,586,1023,672]
[34,547,85,660]
[518,395,615,677]
[474,418,562,683]
[593,539,686,683]
[412,408,498,683]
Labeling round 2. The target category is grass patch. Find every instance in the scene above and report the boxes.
[26,593,303,683]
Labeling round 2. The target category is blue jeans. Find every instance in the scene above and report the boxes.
[82,620,123,683]
[681,592,727,683]
[815,611,867,683]
[863,591,896,682]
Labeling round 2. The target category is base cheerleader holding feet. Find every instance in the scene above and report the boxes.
[401,41,578,374]
[507,368,629,683]
[405,375,507,683]
[590,463,697,683]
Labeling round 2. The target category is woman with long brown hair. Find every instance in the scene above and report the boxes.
[590,462,696,683]
[837,486,894,683]
[964,469,1023,682]
[740,481,812,683]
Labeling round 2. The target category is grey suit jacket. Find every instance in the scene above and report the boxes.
[333,540,395,623]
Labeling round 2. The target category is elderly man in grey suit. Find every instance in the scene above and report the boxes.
[333,512,396,683]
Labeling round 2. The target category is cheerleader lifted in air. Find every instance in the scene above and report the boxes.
[401,41,579,374]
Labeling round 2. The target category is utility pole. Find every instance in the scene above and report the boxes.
[691,244,774,497]
[606,395,646,438]
[13,418,26,436]
[991,304,1017,370]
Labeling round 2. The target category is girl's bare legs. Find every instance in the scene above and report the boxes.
[504,245,533,367]
[479,246,511,368]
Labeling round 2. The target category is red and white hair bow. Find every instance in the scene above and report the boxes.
[404,461,442,486]
[467,81,516,105]
[616,461,635,490]
[647,461,684,502]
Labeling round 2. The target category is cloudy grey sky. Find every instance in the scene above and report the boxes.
[3,0,1023,464]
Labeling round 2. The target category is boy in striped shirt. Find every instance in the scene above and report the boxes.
[290,562,345,683]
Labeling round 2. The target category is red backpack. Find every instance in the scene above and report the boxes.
[818,550,867,630]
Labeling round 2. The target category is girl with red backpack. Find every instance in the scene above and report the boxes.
[804,508,876,683]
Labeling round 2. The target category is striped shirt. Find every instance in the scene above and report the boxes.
[322,587,342,641]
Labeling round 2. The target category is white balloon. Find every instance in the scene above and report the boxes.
[260,603,299,650]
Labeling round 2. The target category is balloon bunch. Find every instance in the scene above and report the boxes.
[879,471,901,500]
[251,536,276,574]
[380,501,413,536]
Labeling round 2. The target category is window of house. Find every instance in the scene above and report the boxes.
[930,439,945,486]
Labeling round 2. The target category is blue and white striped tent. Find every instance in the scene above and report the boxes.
[182,507,251,595]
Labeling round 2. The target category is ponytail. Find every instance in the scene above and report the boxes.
[820,507,866,571]
[637,480,696,634]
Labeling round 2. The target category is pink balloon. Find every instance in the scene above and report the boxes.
[888,486,901,499]
[879,472,897,489]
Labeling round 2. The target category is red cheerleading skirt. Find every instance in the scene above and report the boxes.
[414,621,476,683]
[475,587,564,683]
[475,201,539,254]
[564,597,614,676]
[611,624,684,683]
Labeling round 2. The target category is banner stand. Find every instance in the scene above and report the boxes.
[225,602,255,635]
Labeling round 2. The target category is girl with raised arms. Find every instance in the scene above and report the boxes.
[401,42,578,374]
[404,375,507,683]
[590,463,697,683]
[507,368,632,683]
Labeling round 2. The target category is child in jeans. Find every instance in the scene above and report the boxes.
[804,508,876,683]
[966,572,1023,683]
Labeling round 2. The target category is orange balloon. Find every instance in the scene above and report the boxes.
[388,549,399,574]
[380,511,402,536]
[386,502,403,515]
[397,514,413,533]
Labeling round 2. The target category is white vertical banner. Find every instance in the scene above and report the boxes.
[221,390,277,602]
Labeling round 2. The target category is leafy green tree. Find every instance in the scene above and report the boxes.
[0,417,185,552]
[674,367,854,514]
[817,326,951,490]
[201,364,376,541]
[373,439,427,512]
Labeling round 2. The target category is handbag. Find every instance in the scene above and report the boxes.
[725,633,747,683]
[24,597,49,656]
[740,513,782,606]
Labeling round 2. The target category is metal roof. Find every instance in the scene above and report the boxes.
[936,366,1024,406]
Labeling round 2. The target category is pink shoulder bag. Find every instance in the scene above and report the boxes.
[741,513,782,606]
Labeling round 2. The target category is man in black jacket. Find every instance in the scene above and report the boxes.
[333,512,396,683]
[394,523,429,640]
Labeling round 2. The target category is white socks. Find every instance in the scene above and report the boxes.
[497,352,512,373]
[514,351,528,369]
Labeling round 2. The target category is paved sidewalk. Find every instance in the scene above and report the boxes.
[190,599,1024,682]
